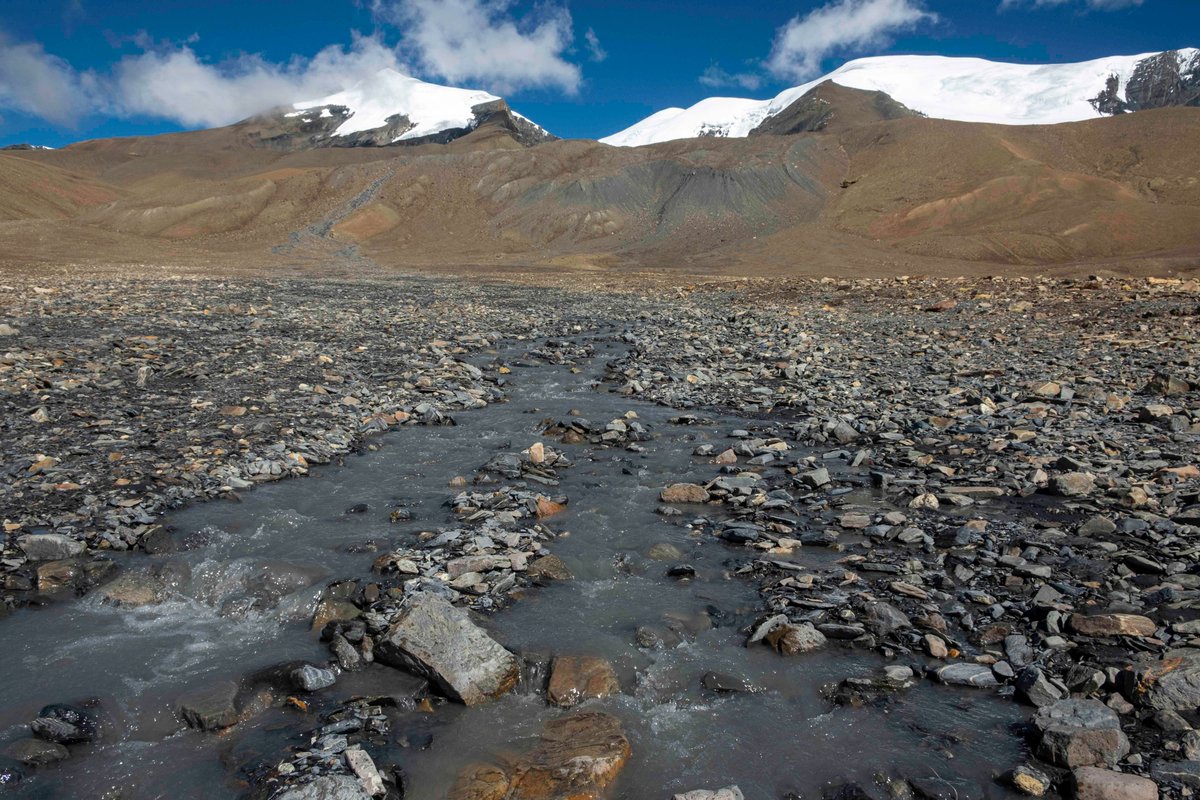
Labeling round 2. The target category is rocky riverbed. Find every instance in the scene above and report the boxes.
[0,273,1197,800]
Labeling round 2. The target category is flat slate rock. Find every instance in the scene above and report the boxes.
[374,593,519,706]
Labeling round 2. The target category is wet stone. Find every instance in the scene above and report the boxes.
[546,656,620,707]
[447,711,630,800]
[932,663,999,689]
[177,680,241,731]
[3,739,69,766]
[291,664,337,692]
[374,593,519,706]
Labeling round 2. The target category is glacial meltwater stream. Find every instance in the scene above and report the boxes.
[0,334,1026,799]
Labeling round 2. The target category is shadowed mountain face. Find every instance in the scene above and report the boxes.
[1091,49,1200,115]
[2,84,1199,277]
[240,99,554,151]
[751,82,921,136]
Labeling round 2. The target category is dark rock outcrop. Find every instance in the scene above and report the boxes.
[1090,50,1200,115]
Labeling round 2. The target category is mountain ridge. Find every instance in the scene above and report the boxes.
[603,49,1200,147]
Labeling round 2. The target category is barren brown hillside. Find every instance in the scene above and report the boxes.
[2,90,1199,278]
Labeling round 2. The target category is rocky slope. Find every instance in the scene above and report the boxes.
[2,96,1200,276]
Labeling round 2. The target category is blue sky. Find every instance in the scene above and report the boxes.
[0,0,1195,147]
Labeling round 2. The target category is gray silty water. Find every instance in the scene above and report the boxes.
[0,335,1026,799]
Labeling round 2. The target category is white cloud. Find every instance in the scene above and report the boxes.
[0,33,94,126]
[109,35,407,127]
[1000,0,1144,9]
[1,0,589,131]
[767,0,936,81]
[585,28,607,63]
[376,0,581,94]
[0,31,408,128]
[698,64,763,91]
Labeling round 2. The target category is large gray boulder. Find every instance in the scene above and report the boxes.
[374,593,519,705]
[1034,700,1130,768]
[1119,649,1200,711]
[17,534,84,561]
[272,775,371,800]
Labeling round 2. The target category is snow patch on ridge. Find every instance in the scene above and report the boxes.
[292,68,501,141]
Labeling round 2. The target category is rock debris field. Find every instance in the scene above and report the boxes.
[0,273,1198,800]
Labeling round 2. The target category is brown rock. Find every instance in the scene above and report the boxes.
[925,633,949,659]
[311,597,360,631]
[36,560,79,590]
[547,656,620,708]
[1071,767,1158,800]
[1054,472,1096,497]
[1070,614,1157,638]
[712,449,737,465]
[765,622,827,655]
[98,573,165,607]
[660,483,710,504]
[448,712,630,800]
[527,555,573,582]
[449,764,511,800]
[535,496,566,519]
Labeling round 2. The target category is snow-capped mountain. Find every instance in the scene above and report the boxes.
[602,49,1200,147]
[246,68,552,149]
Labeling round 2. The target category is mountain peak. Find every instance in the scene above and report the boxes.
[603,49,1200,147]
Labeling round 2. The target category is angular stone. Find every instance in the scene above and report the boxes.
[447,555,511,579]
[1053,473,1095,497]
[765,622,827,655]
[1070,614,1157,638]
[272,775,372,800]
[374,593,519,706]
[547,656,620,707]
[527,555,573,582]
[832,421,859,443]
[660,483,710,504]
[1072,768,1157,800]
[177,680,241,731]
[1034,700,1130,768]
[1119,650,1200,711]
[1017,666,1066,707]
[839,512,872,529]
[863,601,912,636]
[345,747,386,796]
[17,533,84,561]
[800,468,831,489]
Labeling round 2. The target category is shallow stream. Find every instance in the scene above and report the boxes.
[0,335,1026,799]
